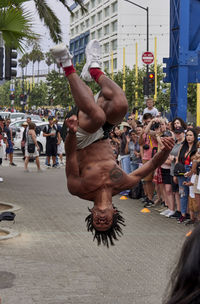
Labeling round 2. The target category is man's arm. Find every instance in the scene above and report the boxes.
[65,115,84,195]
[125,137,174,188]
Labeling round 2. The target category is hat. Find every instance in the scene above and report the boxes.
[22,122,28,126]
[120,121,131,128]
[174,127,185,134]
[48,116,54,120]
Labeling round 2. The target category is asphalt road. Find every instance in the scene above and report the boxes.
[0,152,191,304]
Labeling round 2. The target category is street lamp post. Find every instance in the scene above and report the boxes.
[123,0,149,96]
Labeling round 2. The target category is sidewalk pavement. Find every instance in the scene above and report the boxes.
[0,165,190,304]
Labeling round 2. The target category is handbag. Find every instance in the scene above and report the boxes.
[28,143,35,153]
[174,162,186,176]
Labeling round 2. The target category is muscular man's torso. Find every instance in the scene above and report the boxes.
[74,139,129,200]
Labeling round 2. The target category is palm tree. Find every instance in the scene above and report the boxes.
[18,53,29,75]
[0,0,38,51]
[33,0,86,43]
[0,0,86,51]
[45,52,54,73]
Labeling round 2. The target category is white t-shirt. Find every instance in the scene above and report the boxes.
[189,174,196,198]
[143,107,159,117]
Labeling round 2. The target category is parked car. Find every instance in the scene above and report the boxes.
[0,112,11,119]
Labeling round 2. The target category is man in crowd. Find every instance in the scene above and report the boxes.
[143,98,159,117]
[43,116,61,168]
[4,118,16,166]
[51,39,174,247]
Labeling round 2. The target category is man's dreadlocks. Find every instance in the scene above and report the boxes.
[85,206,125,248]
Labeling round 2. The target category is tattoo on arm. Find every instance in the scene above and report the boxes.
[109,166,123,182]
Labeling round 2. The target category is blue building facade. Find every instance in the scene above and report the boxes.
[69,31,90,66]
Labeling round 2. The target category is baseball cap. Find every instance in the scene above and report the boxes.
[48,116,54,120]
[174,127,185,134]
[22,122,28,126]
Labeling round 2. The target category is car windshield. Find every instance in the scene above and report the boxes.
[11,113,25,120]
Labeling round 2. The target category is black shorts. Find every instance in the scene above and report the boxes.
[161,168,171,184]
[46,143,57,157]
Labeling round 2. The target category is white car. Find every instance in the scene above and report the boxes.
[13,121,63,155]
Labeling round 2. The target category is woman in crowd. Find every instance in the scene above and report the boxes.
[24,122,41,172]
[128,129,141,172]
[169,127,185,219]
[176,129,197,223]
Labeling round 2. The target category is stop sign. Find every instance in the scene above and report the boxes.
[142,52,154,64]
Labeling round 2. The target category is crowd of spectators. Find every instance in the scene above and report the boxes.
[109,98,200,226]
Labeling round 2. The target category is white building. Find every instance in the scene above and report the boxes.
[69,0,169,73]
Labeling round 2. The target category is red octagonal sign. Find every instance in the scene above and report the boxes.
[142,52,154,65]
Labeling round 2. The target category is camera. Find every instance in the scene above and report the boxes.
[143,144,150,150]
[161,130,172,137]
[150,122,160,131]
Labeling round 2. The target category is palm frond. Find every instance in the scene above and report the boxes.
[34,0,62,43]
[57,0,86,14]
[0,0,30,9]
[0,7,39,51]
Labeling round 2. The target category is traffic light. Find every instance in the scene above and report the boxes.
[20,94,24,102]
[143,76,148,96]
[148,72,155,95]
[5,47,17,80]
[9,93,15,100]
[0,47,3,81]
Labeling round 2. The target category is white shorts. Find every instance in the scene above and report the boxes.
[25,145,39,158]
[57,141,64,155]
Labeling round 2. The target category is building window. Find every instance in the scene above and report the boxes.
[91,32,95,39]
[85,19,89,28]
[91,0,95,9]
[97,0,102,4]
[79,53,84,62]
[104,42,109,54]
[113,58,117,70]
[75,25,79,34]
[104,61,109,70]
[70,15,74,23]
[80,22,84,31]
[75,40,79,50]
[97,28,102,38]
[91,15,96,25]
[97,11,102,21]
[104,6,110,18]
[71,28,74,36]
[112,1,118,13]
[70,43,74,53]
[111,39,117,51]
[85,35,89,45]
[75,11,79,19]
[74,55,78,64]
[112,20,118,32]
[79,38,84,47]
[104,24,109,35]
[85,3,89,10]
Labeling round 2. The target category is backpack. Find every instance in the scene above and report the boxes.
[129,181,144,199]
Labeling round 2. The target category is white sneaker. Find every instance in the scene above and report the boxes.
[80,39,102,82]
[165,210,175,218]
[160,209,170,216]
[50,43,73,67]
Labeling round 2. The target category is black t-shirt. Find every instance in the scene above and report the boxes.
[43,125,58,145]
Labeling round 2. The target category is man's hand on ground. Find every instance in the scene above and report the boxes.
[160,137,175,151]
[65,115,78,134]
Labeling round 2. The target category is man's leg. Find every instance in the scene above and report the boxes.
[50,44,106,134]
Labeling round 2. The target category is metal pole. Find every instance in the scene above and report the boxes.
[146,7,149,97]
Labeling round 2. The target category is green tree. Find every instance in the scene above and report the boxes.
[29,82,48,108]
